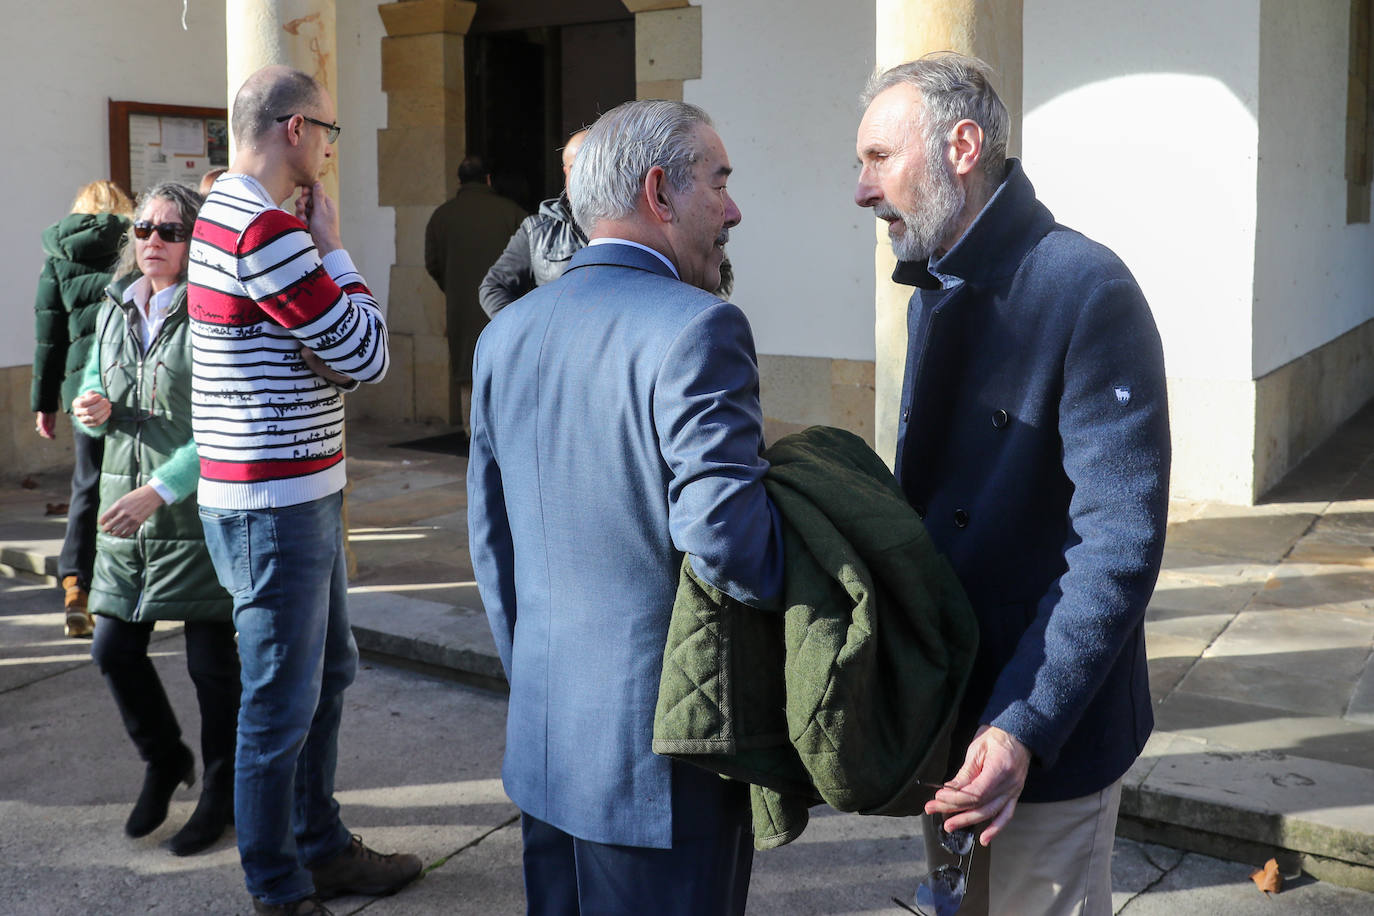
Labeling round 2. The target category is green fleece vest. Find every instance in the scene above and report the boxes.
[88,281,231,623]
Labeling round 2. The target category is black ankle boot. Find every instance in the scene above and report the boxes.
[167,785,233,856]
[126,743,195,838]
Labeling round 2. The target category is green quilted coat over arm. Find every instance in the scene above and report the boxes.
[653,426,979,849]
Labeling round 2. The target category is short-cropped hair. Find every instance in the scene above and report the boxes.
[458,156,489,184]
[569,100,712,233]
[862,52,1009,182]
[232,67,322,146]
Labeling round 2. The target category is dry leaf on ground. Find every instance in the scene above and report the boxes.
[1251,857,1282,895]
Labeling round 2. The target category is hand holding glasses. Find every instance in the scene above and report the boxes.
[893,814,977,916]
[893,781,982,916]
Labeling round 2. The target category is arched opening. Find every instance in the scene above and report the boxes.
[465,1,635,211]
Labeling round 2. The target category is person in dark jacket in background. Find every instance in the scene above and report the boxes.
[424,155,527,436]
[72,182,240,857]
[478,130,588,317]
[854,54,1170,915]
[30,179,133,638]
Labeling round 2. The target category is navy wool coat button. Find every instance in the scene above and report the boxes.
[992,408,1009,428]
[902,407,911,422]
[953,508,970,528]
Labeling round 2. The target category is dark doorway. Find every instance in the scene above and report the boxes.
[466,2,635,212]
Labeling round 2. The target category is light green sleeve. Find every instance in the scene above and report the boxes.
[72,309,110,439]
[148,441,200,503]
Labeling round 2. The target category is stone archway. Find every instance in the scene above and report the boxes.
[367,0,704,425]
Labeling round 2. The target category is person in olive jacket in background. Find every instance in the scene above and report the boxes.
[424,155,527,437]
[73,182,240,858]
[30,179,132,638]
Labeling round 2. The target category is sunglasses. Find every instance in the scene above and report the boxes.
[893,814,977,916]
[132,221,189,243]
[275,113,341,144]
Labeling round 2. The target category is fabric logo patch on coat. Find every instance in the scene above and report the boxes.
[1114,385,1132,405]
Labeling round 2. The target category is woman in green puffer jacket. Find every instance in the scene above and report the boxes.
[30,180,132,638]
[72,182,239,858]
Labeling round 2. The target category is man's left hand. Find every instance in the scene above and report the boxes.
[925,725,1031,846]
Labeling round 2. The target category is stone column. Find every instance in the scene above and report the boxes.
[226,0,340,200]
[622,1,701,101]
[366,0,476,425]
[871,0,1022,465]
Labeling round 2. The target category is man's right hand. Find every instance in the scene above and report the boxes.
[925,724,1032,847]
[296,181,343,256]
[301,347,352,385]
[35,411,56,439]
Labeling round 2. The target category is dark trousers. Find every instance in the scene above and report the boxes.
[520,764,753,916]
[91,616,241,787]
[58,430,103,588]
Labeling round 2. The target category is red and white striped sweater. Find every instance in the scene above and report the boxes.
[188,174,389,509]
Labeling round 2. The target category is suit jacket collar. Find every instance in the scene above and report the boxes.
[566,240,679,280]
[892,159,1056,290]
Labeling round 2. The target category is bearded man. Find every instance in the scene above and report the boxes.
[855,53,1171,915]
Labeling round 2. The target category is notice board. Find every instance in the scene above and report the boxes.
[109,100,229,198]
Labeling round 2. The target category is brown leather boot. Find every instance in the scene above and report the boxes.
[63,575,93,639]
[309,835,422,899]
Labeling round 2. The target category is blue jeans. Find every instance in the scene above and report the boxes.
[200,492,357,904]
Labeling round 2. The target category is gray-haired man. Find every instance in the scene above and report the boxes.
[468,99,782,915]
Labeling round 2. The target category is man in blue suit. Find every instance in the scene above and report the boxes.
[855,54,1171,914]
[467,99,783,915]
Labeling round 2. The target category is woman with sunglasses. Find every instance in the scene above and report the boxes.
[71,181,241,857]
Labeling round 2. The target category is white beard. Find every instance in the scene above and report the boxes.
[886,155,966,262]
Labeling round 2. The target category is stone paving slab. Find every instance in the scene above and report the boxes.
[1123,733,1374,888]
[7,416,1374,893]
[349,590,504,686]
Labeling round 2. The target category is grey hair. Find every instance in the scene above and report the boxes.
[862,52,1009,183]
[114,182,204,283]
[232,67,322,146]
[569,100,713,232]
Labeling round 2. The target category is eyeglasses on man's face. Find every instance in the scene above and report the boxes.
[133,221,189,243]
[276,114,341,144]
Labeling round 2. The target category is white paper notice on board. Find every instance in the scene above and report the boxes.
[161,117,206,156]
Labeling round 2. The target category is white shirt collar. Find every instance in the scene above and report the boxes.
[587,237,680,279]
[122,276,178,351]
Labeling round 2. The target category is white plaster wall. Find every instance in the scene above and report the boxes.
[1023,0,1260,384]
[0,0,228,369]
[1253,0,1374,376]
[685,0,876,361]
[1,0,392,371]
[336,2,394,319]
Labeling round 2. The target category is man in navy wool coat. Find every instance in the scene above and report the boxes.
[855,53,1171,915]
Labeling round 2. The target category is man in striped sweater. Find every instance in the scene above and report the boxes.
[188,65,419,915]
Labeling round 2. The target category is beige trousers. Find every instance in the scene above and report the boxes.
[918,779,1122,916]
